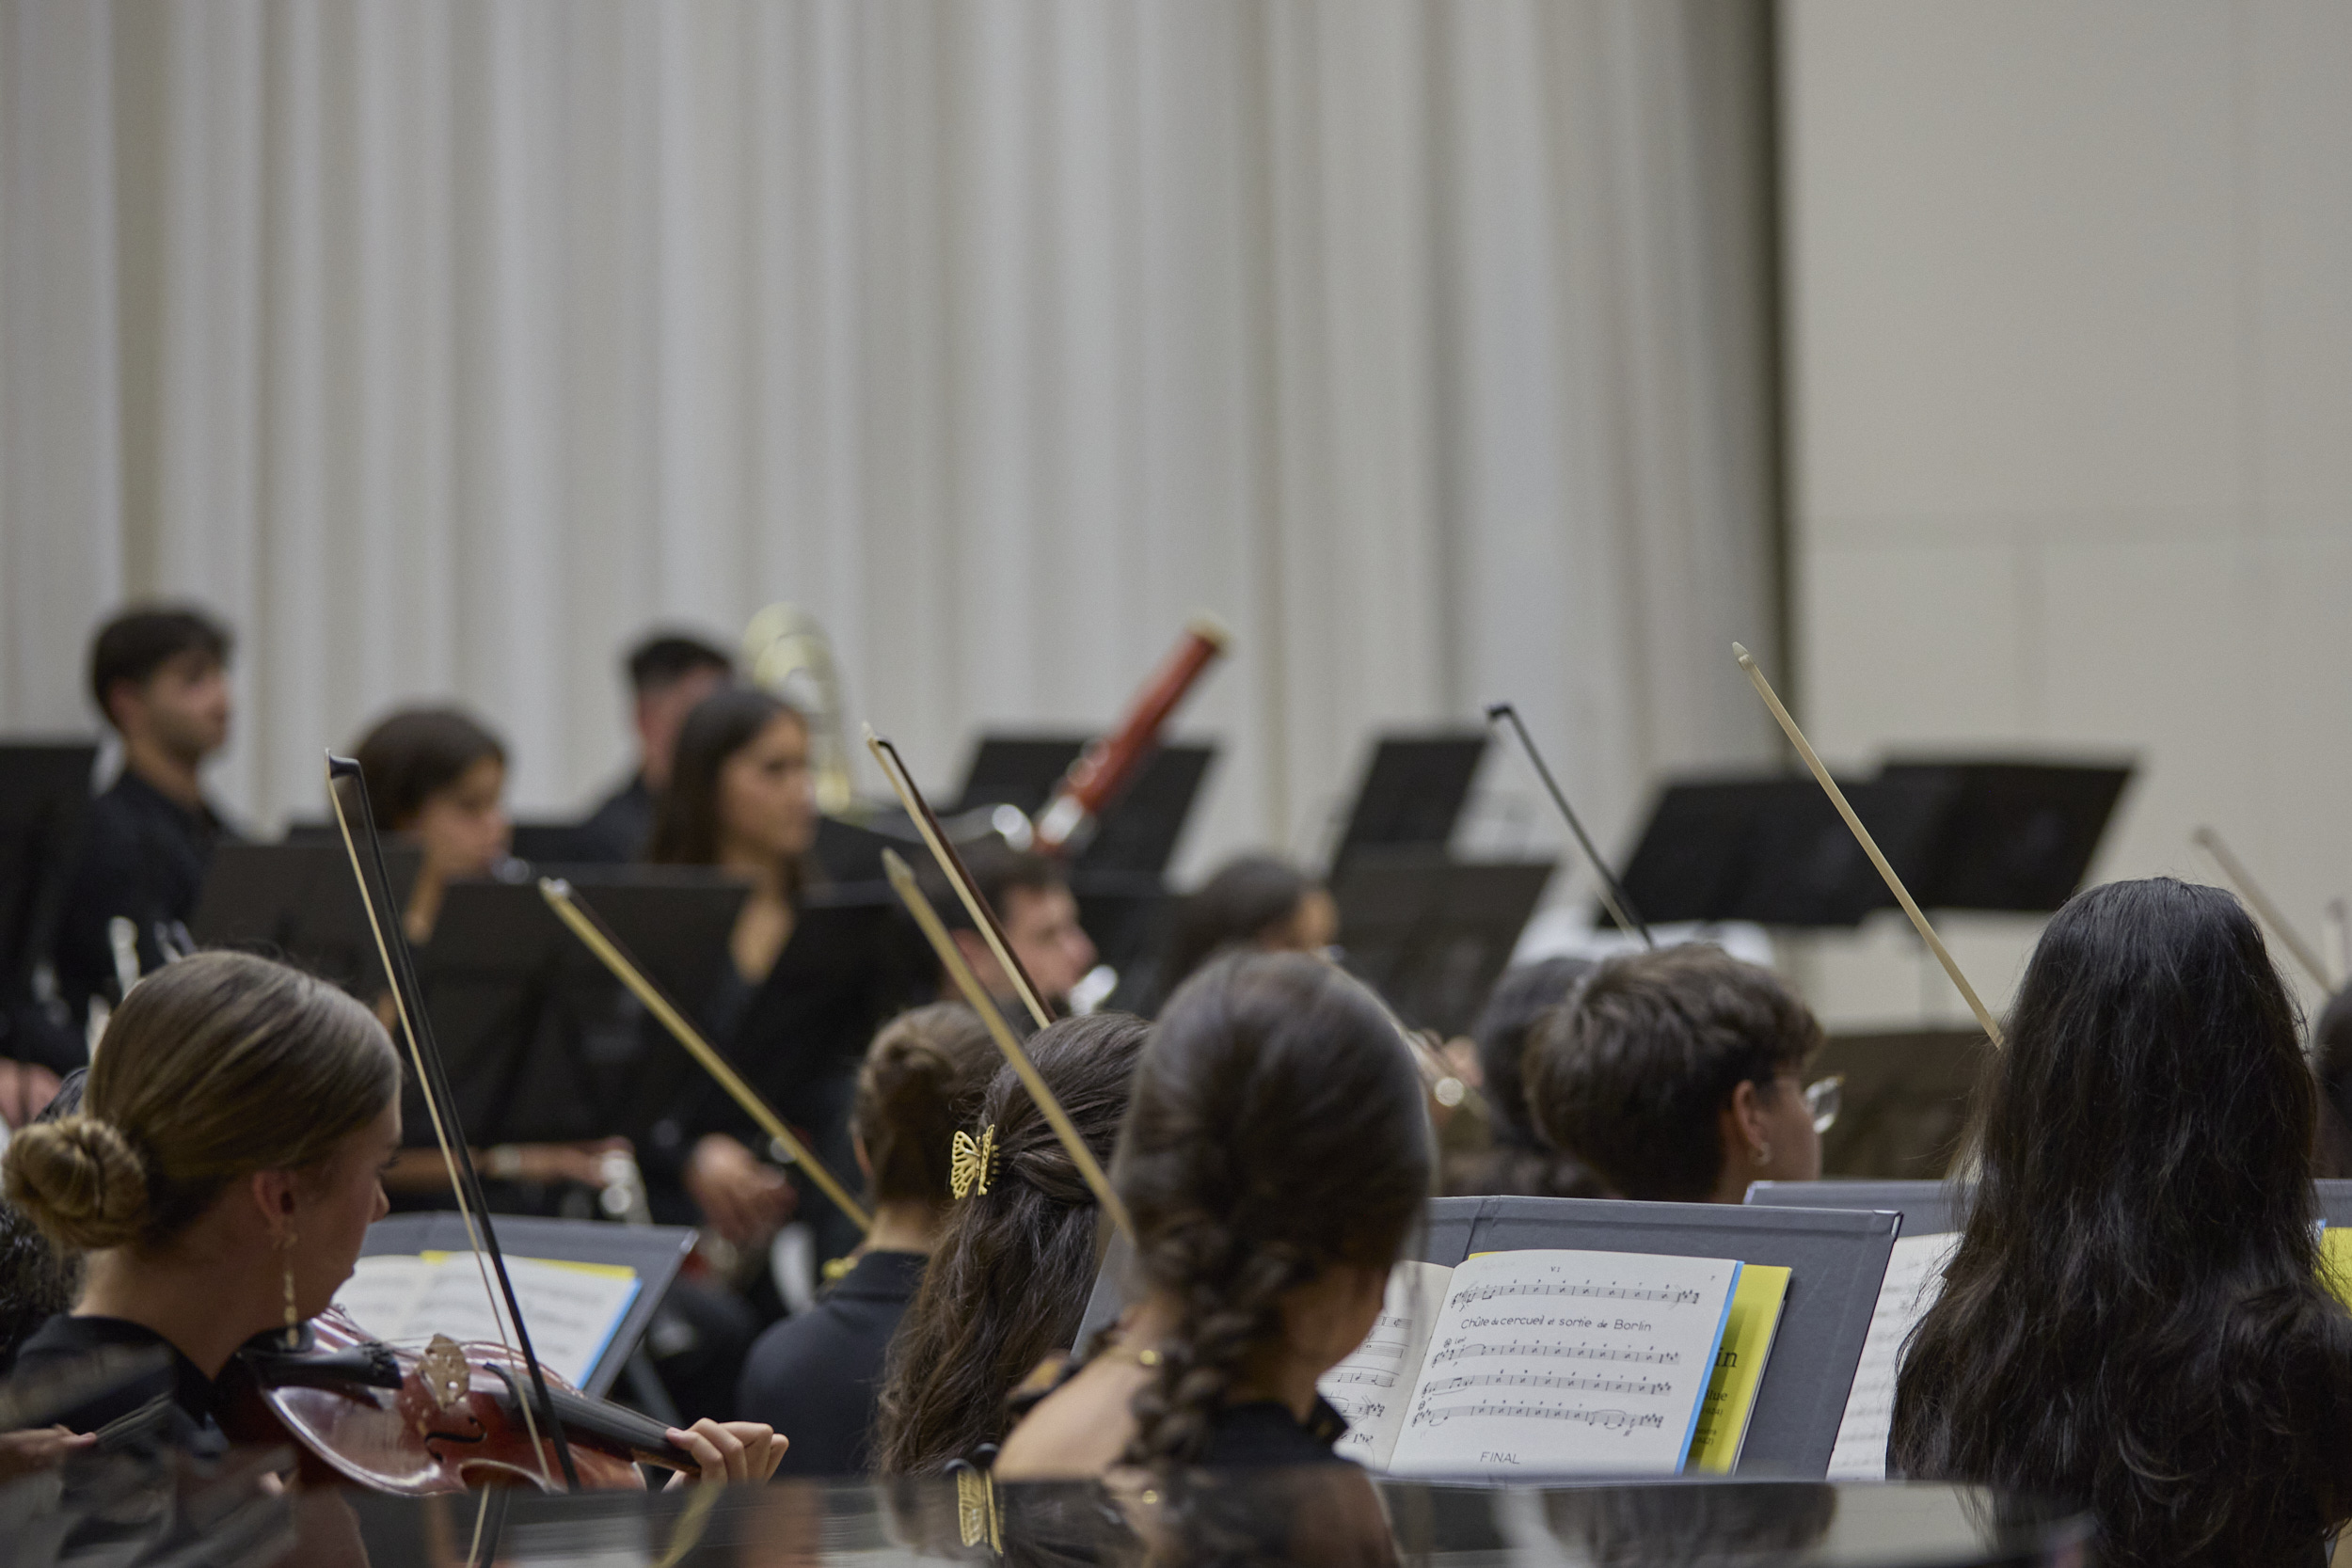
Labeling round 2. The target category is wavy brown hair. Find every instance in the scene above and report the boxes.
[1891,878,2352,1567]
[1118,952,1431,1466]
[874,1012,1147,1473]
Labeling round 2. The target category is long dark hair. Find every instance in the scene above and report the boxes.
[1118,952,1432,1465]
[874,1012,1147,1474]
[1158,856,1317,1000]
[352,706,505,831]
[646,687,811,885]
[1891,878,2352,1566]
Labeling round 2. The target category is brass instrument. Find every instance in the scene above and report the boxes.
[742,603,858,816]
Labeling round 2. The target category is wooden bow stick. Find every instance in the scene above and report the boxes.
[1732,644,2005,1049]
[2191,827,2332,990]
[864,725,1053,1032]
[882,848,1136,1243]
[537,877,872,1233]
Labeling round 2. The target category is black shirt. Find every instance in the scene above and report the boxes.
[576,774,655,863]
[735,1248,928,1476]
[52,769,235,1023]
[11,1314,224,1453]
[1199,1397,1351,1467]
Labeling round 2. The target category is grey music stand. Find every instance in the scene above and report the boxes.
[1754,1178,2352,1236]
[358,1213,694,1400]
[1746,1179,1961,1237]
[1080,1194,1897,1479]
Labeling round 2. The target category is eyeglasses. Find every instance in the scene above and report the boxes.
[1803,1074,1843,1135]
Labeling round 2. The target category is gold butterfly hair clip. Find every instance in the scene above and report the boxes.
[950,1125,998,1200]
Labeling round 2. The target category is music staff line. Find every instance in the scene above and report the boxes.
[1449,1281,1706,1307]
[1429,1340,1683,1368]
[1408,1400,1670,1432]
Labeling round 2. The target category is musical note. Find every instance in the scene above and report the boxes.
[1408,1401,1668,1433]
[1427,1338,1683,1368]
[1449,1281,1707,1307]
[1416,1370,1676,1399]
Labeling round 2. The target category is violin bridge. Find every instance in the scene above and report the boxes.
[419,1336,469,1411]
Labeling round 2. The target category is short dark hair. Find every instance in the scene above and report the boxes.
[626,632,733,695]
[1159,854,1317,997]
[1523,945,1820,1201]
[351,707,507,831]
[88,606,231,725]
[925,839,1067,934]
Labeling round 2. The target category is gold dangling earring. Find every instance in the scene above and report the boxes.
[281,1231,301,1349]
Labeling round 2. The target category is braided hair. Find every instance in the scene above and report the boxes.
[1118,952,1431,1466]
[874,1012,1148,1473]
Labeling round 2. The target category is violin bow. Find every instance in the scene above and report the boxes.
[881,848,1136,1243]
[2192,826,2333,990]
[1485,703,1654,948]
[536,878,873,1234]
[1729,647,2006,1050]
[864,725,1054,1031]
[326,754,579,1490]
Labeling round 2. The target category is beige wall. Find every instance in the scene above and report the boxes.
[1782,0,2352,1024]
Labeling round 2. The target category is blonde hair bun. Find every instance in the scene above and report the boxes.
[4,1116,150,1251]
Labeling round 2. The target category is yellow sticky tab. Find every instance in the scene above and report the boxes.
[1686,1263,1791,1474]
[2319,1228,2352,1310]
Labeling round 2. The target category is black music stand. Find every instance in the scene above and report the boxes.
[954,733,1217,878]
[0,742,96,1068]
[1877,759,2132,911]
[358,1213,695,1400]
[1611,773,1951,928]
[1749,1179,2352,1236]
[1327,732,1488,874]
[1329,850,1554,1036]
[508,819,611,866]
[414,873,747,1147]
[190,842,424,995]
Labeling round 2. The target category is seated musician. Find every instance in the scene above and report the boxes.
[0,950,783,1481]
[1444,958,1604,1198]
[1520,944,1823,1203]
[1892,879,2352,1568]
[641,686,825,1255]
[1144,852,1336,1012]
[990,952,1427,1478]
[926,840,1097,1026]
[351,708,619,1204]
[576,630,734,863]
[874,1013,1145,1473]
[351,705,513,943]
[733,1003,995,1473]
[52,606,239,1037]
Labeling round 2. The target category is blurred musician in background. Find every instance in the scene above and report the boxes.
[576,631,734,863]
[1893,879,2352,1567]
[734,1003,995,1474]
[352,707,623,1205]
[53,606,238,1029]
[874,1012,1146,1474]
[1445,958,1606,1199]
[1520,945,1823,1203]
[1143,853,1336,1014]
[351,705,512,942]
[924,840,1096,1026]
[642,688,823,1255]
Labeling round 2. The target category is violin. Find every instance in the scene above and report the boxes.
[218,1308,691,1494]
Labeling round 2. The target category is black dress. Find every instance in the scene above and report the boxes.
[735,1248,928,1476]
[10,1314,226,1455]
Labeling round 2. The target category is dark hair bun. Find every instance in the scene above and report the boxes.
[4,1116,149,1251]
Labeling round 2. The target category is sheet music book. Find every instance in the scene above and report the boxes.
[332,1251,642,1390]
[1824,1231,1960,1480]
[1315,1249,1763,1478]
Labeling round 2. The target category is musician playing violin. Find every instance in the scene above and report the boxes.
[0,950,785,1485]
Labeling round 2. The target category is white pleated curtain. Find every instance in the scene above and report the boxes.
[0,0,1778,880]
